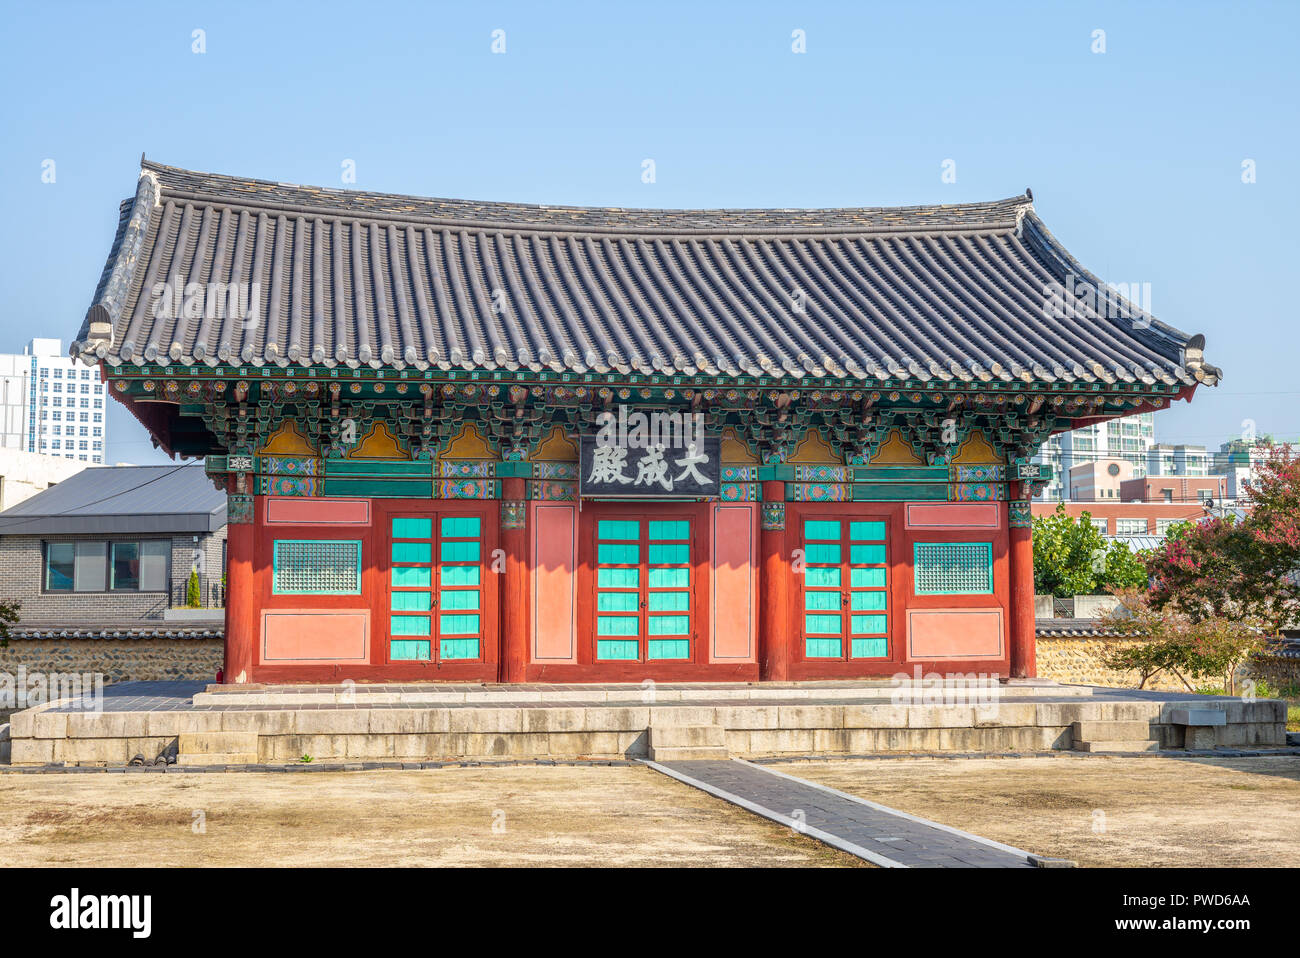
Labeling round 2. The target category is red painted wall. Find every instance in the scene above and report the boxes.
[248,496,500,683]
[236,494,1013,683]
[782,502,1011,680]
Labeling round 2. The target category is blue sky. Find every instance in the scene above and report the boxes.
[2,0,1296,464]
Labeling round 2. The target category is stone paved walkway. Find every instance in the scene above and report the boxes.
[645,758,1041,868]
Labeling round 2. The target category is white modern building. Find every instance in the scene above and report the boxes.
[1212,438,1280,504]
[0,338,107,463]
[1146,442,1210,477]
[1033,412,1157,501]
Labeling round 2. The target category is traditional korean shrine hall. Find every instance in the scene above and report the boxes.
[72,160,1220,685]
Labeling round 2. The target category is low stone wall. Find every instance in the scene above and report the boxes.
[0,639,223,720]
[1037,635,1300,693]
[0,638,222,685]
[7,697,1287,765]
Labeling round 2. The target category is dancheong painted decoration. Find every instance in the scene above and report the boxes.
[71,158,1221,684]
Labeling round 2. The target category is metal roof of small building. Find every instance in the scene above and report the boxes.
[71,159,1220,387]
[0,462,225,535]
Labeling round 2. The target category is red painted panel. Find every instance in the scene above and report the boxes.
[262,609,370,663]
[265,496,371,525]
[532,502,577,662]
[905,502,1000,529]
[906,608,1004,659]
[710,502,757,661]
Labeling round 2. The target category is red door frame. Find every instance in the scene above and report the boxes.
[793,509,896,664]
[785,501,1011,679]
[526,500,759,682]
[250,497,499,683]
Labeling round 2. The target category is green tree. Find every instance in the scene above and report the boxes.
[186,569,202,608]
[1031,503,1148,597]
[0,599,20,649]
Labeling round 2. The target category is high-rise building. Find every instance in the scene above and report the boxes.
[1145,443,1209,477]
[1033,412,1157,500]
[0,338,107,463]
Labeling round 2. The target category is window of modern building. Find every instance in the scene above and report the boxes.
[1115,518,1147,535]
[44,540,171,592]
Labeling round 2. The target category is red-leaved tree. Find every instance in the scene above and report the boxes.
[1145,444,1300,634]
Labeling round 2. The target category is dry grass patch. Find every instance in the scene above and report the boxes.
[788,754,1300,868]
[0,764,863,867]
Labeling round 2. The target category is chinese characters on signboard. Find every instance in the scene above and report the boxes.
[579,409,719,498]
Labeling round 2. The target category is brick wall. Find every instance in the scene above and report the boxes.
[0,530,226,623]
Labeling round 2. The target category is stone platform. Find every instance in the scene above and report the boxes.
[3,680,1288,766]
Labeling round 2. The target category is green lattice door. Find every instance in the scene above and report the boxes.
[594,517,693,662]
[801,517,890,659]
[388,514,484,662]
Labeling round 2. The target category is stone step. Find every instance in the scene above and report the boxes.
[649,724,725,749]
[178,731,259,766]
[1073,739,1160,753]
[648,724,727,761]
[1072,720,1153,741]
[177,752,259,766]
[647,746,731,761]
[192,681,1094,708]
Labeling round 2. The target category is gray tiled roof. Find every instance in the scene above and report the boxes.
[71,159,1220,387]
[0,462,225,534]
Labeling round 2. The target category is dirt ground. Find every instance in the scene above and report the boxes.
[790,754,1300,868]
[0,764,862,867]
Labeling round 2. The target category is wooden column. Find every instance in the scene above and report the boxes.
[758,481,790,681]
[223,490,256,684]
[1007,500,1037,678]
[498,479,529,683]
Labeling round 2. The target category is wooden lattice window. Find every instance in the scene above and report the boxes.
[389,515,483,662]
[801,519,889,659]
[272,540,362,595]
[912,542,993,595]
[594,517,693,661]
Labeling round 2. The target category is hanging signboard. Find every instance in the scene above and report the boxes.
[579,409,719,498]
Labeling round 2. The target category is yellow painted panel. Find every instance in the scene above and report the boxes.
[787,429,841,465]
[531,425,578,462]
[347,421,408,461]
[440,423,497,461]
[869,429,923,465]
[260,421,317,457]
[953,430,1004,465]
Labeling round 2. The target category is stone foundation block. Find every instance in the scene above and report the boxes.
[10,738,55,764]
[842,705,908,729]
[221,709,298,735]
[648,707,717,727]
[776,705,844,729]
[715,706,780,729]
[585,707,651,731]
